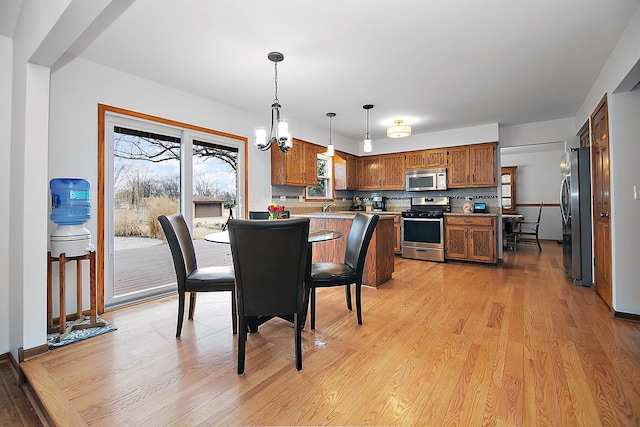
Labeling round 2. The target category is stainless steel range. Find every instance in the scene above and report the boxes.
[401,196,450,262]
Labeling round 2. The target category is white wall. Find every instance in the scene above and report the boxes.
[609,89,640,314]
[500,142,565,240]
[364,123,499,156]
[0,34,12,354]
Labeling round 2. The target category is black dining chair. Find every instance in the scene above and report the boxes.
[516,202,543,251]
[228,218,310,374]
[157,213,237,337]
[248,210,290,219]
[308,213,379,329]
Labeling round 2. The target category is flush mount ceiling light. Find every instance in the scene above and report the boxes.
[387,119,411,138]
[326,112,335,157]
[363,104,374,153]
[254,52,292,153]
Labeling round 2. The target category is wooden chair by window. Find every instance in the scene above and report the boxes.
[157,213,237,337]
[228,218,310,374]
[308,213,379,329]
[248,211,291,219]
[516,202,543,251]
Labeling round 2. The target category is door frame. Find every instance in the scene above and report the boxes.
[97,104,248,312]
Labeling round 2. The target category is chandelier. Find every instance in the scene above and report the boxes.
[387,119,411,138]
[363,104,374,153]
[254,52,292,153]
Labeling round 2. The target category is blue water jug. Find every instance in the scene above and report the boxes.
[49,178,91,225]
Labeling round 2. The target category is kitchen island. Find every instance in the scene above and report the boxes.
[292,212,395,287]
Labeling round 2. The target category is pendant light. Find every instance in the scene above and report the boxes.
[363,104,374,153]
[387,119,411,138]
[326,112,335,157]
[254,52,292,153]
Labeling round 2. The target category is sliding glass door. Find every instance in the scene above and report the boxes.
[103,112,244,308]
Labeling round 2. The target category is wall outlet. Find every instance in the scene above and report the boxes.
[299,195,304,202]
[280,195,286,201]
[342,198,346,202]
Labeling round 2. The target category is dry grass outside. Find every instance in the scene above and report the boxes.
[114,209,143,236]
[145,195,179,238]
[114,195,179,238]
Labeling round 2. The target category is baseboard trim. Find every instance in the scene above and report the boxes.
[613,311,640,322]
[19,344,50,362]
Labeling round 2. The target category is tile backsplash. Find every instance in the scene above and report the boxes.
[272,185,500,214]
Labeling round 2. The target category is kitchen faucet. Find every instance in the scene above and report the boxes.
[322,201,336,212]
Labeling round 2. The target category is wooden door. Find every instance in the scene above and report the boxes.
[447,146,470,188]
[591,95,612,306]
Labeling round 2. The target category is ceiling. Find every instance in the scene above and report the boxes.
[4,0,640,143]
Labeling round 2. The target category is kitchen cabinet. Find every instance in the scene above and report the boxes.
[393,214,402,254]
[444,215,497,264]
[405,148,447,170]
[333,153,347,190]
[271,138,318,186]
[447,142,497,188]
[360,153,405,190]
[346,154,359,189]
[334,152,360,191]
[307,215,394,287]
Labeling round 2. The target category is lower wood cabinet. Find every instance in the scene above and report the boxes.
[393,214,401,254]
[444,215,497,264]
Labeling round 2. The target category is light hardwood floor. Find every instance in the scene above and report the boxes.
[20,242,640,426]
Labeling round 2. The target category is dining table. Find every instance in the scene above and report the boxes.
[502,214,524,250]
[203,227,343,332]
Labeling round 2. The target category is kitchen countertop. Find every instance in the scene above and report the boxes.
[444,212,498,217]
[292,211,400,219]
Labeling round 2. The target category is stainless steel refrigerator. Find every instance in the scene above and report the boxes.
[560,147,592,286]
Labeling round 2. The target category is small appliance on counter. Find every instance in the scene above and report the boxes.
[372,195,386,212]
[351,196,365,211]
[473,202,487,213]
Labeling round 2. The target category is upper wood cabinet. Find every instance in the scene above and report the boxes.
[333,154,347,191]
[446,146,470,188]
[271,138,318,187]
[334,152,360,190]
[447,142,497,188]
[360,153,405,190]
[345,153,360,189]
[405,148,447,170]
[360,155,382,189]
[470,143,496,186]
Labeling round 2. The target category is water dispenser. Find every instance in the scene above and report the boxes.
[49,178,94,257]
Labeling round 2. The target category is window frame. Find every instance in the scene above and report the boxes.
[305,153,333,200]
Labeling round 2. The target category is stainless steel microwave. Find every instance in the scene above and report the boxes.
[405,168,447,191]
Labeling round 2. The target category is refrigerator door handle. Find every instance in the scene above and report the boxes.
[560,175,570,224]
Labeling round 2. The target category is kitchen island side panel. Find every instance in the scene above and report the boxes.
[309,215,394,287]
